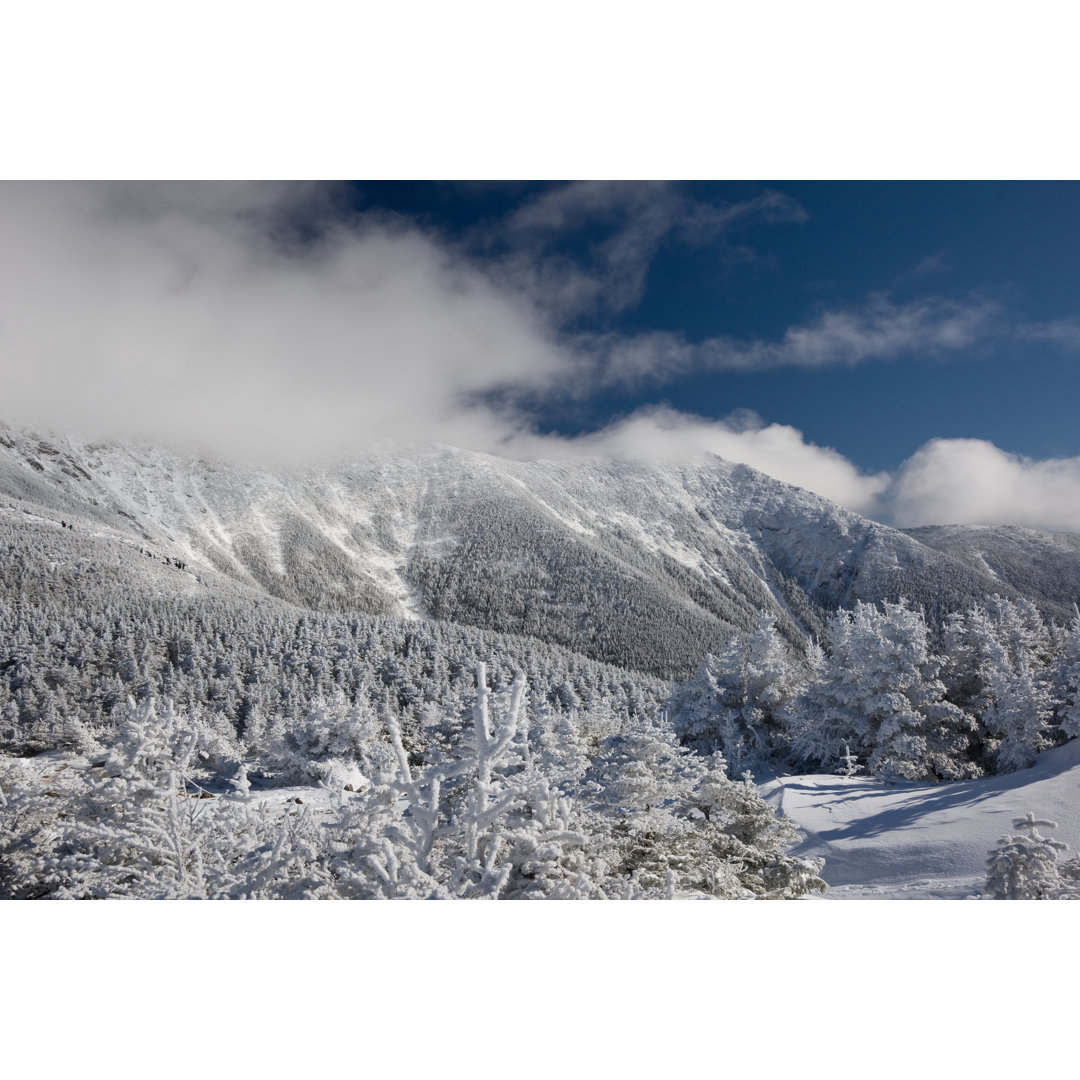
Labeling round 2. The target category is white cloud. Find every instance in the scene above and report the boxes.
[592,293,1000,385]
[0,182,573,463]
[502,406,891,517]
[887,438,1080,531]
[1016,317,1080,350]
[910,251,951,277]
[506,416,1080,534]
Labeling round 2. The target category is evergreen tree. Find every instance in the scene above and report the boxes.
[669,612,803,775]
[983,650,1054,773]
[840,742,861,778]
[943,597,1057,774]
[668,653,723,755]
[795,601,973,781]
[1056,617,1080,740]
[985,813,1067,899]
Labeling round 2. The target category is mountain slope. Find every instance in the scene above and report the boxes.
[903,523,1080,622]
[3,422,1078,677]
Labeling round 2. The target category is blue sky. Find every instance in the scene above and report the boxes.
[349,180,1080,472]
[4,180,1080,530]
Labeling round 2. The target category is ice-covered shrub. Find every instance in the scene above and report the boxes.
[268,693,393,789]
[1,663,825,900]
[55,697,216,898]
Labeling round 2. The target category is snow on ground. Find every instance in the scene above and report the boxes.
[760,737,1080,899]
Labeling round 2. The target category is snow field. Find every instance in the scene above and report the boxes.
[762,736,1080,897]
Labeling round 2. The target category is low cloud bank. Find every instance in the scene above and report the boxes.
[515,412,1080,533]
[2,182,965,464]
[0,182,572,463]
[3,183,1080,532]
[504,407,890,518]
[887,438,1080,532]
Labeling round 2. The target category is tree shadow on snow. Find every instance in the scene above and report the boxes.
[803,781,1002,846]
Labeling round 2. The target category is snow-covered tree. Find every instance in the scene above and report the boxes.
[840,742,861,778]
[715,612,804,772]
[685,751,733,823]
[499,776,603,899]
[794,601,974,781]
[985,813,1068,899]
[982,650,1054,773]
[1056,617,1080,741]
[669,612,804,775]
[943,596,1057,773]
[667,653,723,755]
[0,759,70,899]
[268,691,391,789]
[57,698,215,899]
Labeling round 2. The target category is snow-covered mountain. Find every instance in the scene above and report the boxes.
[3,421,1078,677]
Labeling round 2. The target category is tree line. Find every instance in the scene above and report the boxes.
[669,595,1080,782]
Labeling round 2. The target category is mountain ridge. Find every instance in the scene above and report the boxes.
[3,420,1079,678]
